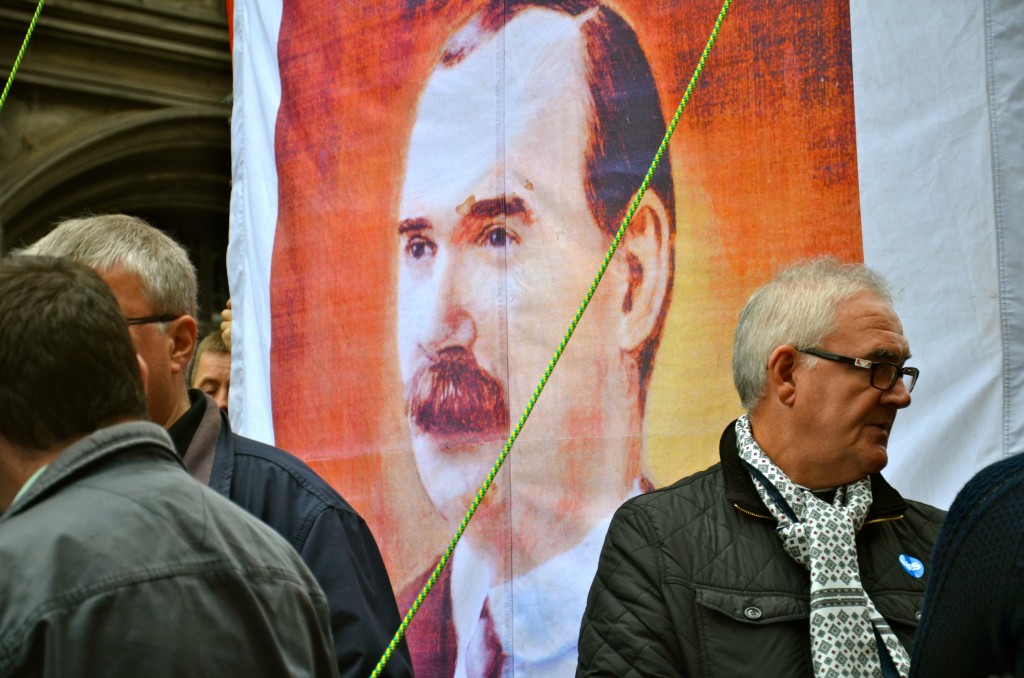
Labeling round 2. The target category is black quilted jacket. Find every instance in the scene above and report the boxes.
[577,422,946,677]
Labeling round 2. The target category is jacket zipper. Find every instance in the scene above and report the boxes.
[864,514,905,525]
[733,504,772,520]
[733,504,907,525]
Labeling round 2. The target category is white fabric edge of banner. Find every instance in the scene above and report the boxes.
[227,0,283,444]
[851,0,1020,508]
[988,0,1024,463]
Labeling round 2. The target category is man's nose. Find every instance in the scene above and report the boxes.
[882,378,912,409]
[215,386,229,412]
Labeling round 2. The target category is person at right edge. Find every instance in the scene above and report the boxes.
[577,257,946,677]
[910,452,1024,676]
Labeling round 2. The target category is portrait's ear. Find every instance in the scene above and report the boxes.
[168,315,198,377]
[765,345,799,407]
[618,190,672,352]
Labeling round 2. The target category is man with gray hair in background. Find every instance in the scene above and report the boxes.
[22,214,412,678]
[578,257,945,677]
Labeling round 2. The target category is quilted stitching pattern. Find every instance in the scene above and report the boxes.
[577,461,945,677]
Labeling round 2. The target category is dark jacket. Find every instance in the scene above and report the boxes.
[910,451,1024,677]
[0,422,337,677]
[577,422,946,677]
[170,391,412,678]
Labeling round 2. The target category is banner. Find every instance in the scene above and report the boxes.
[229,0,1023,674]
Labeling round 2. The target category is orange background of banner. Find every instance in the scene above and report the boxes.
[271,0,861,585]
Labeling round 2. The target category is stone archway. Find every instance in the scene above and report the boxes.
[0,107,231,327]
[0,0,232,330]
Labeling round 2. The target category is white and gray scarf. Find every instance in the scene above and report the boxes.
[735,415,910,678]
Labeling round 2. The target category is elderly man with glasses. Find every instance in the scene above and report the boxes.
[21,214,412,678]
[578,257,945,678]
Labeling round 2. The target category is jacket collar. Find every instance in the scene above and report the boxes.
[176,389,235,499]
[720,419,908,521]
[2,422,177,519]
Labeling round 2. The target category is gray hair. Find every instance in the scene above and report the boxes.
[19,214,198,319]
[732,257,893,411]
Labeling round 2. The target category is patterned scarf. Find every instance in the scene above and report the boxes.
[735,415,911,678]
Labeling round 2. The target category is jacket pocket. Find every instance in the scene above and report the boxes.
[867,590,922,653]
[693,587,812,677]
[870,590,922,628]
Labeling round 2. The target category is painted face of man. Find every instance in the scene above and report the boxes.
[397,8,635,525]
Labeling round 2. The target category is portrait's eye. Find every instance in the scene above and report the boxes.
[476,224,520,249]
[487,228,506,247]
[405,236,436,260]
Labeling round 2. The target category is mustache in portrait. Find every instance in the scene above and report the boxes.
[406,347,509,438]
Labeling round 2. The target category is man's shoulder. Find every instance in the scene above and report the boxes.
[0,449,332,677]
[608,463,727,538]
[227,430,359,517]
[887,495,947,556]
[950,453,1024,517]
[902,496,947,527]
[0,435,317,595]
[927,454,1024,544]
[624,463,725,511]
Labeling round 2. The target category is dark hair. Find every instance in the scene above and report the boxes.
[439,0,676,401]
[0,256,148,450]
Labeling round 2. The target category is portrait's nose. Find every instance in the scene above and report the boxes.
[422,252,477,355]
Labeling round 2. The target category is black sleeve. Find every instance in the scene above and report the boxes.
[301,506,414,678]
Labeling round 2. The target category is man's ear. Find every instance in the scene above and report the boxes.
[765,345,800,406]
[137,355,149,395]
[618,190,672,352]
[168,315,198,377]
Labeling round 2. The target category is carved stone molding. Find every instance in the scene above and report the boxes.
[0,0,232,326]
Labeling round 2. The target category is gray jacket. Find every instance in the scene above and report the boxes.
[577,422,946,677]
[0,422,338,677]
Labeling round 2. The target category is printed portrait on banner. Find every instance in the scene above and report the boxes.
[271,0,861,674]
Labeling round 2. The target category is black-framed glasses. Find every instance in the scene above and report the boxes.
[798,348,919,393]
[125,314,181,326]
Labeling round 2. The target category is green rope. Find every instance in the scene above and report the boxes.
[0,0,46,116]
[371,1,733,675]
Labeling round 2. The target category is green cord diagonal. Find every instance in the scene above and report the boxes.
[373,1,733,675]
[0,0,46,116]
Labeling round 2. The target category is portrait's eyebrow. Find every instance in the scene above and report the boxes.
[398,218,431,236]
[466,195,533,223]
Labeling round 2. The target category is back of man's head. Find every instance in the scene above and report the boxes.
[20,214,198,319]
[0,256,148,451]
[732,257,893,411]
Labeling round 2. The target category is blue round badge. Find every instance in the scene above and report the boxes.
[899,554,924,578]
